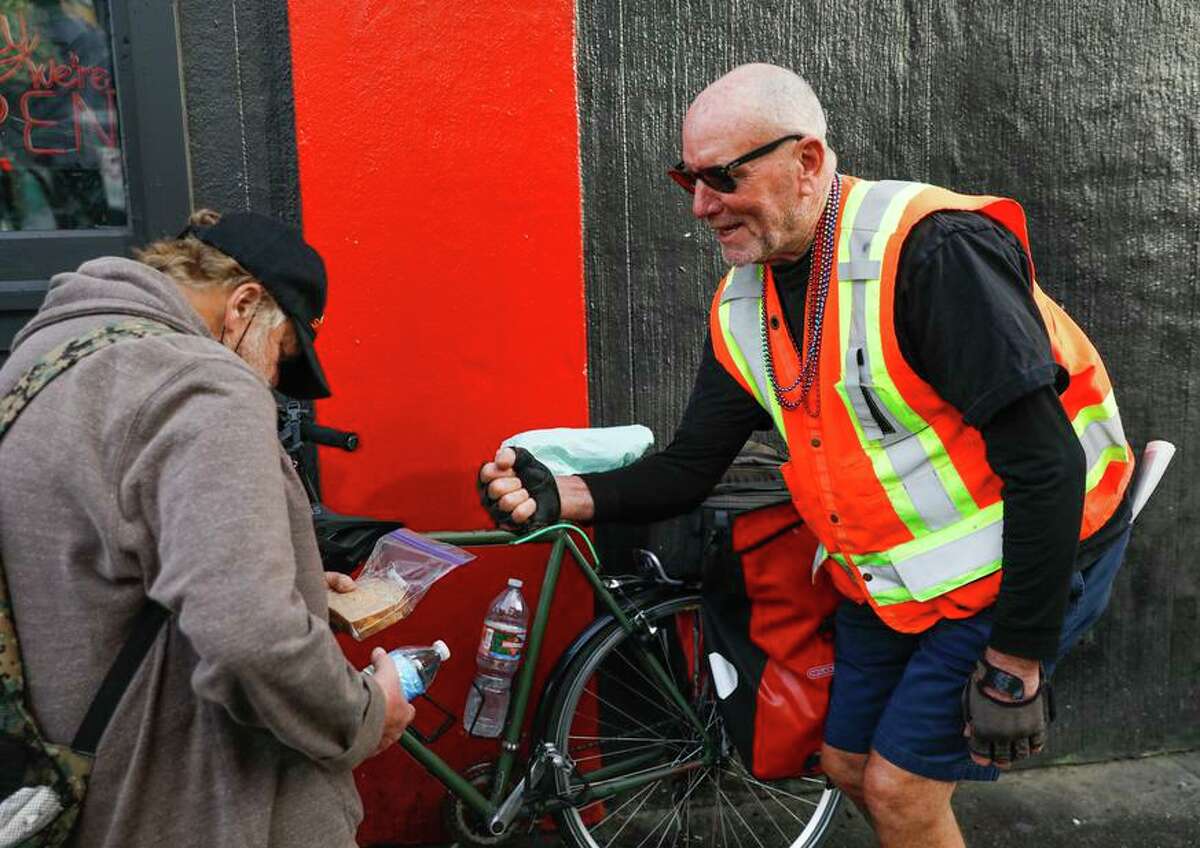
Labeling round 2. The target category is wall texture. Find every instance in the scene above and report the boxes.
[576,0,1200,761]
[178,0,300,222]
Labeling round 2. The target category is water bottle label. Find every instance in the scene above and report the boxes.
[394,656,425,700]
[480,623,525,662]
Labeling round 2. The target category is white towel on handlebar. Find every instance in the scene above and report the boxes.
[502,425,655,476]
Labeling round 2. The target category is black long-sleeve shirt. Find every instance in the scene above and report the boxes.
[583,211,1129,661]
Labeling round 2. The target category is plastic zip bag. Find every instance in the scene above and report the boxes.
[328,529,474,640]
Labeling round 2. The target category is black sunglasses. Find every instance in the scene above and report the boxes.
[669,134,805,194]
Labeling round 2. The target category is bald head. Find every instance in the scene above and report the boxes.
[679,64,835,265]
[685,63,827,141]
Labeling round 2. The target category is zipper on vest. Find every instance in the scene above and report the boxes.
[855,349,895,436]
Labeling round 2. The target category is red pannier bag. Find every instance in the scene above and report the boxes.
[700,502,840,778]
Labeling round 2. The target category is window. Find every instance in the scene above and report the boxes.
[0,1,128,231]
[0,0,189,365]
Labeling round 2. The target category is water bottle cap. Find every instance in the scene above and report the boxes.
[432,640,451,661]
[507,578,523,588]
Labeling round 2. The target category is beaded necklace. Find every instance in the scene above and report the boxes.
[761,173,841,417]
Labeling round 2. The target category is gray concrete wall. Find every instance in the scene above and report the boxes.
[577,0,1200,760]
[179,0,301,222]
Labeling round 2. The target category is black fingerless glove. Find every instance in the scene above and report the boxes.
[962,659,1055,765]
[477,447,561,533]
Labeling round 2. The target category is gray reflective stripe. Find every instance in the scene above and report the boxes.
[857,410,1126,605]
[887,518,1004,601]
[841,181,912,442]
[840,180,963,533]
[837,180,913,279]
[838,257,881,281]
[1081,412,1126,471]
[859,563,906,595]
[721,264,775,406]
[889,438,962,531]
[842,294,884,441]
[728,297,773,404]
[720,264,761,305]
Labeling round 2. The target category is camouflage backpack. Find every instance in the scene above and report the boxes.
[0,319,173,847]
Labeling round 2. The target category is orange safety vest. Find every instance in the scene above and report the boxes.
[710,175,1133,633]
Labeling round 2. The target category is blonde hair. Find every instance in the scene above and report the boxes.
[136,209,285,328]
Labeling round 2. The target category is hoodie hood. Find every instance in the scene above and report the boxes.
[13,257,215,352]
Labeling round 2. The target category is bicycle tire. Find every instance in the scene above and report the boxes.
[544,593,842,848]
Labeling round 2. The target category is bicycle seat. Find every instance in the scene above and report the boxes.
[313,507,404,574]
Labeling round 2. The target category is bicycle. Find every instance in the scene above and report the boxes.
[279,408,843,848]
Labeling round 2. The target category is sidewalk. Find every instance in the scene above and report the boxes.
[435,750,1199,848]
[823,750,1200,847]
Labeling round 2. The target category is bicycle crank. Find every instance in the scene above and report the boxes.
[442,763,523,846]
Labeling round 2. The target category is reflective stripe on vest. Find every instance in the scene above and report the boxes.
[1076,391,1129,490]
[715,179,1130,607]
[718,264,787,437]
[829,502,1004,604]
[834,179,976,541]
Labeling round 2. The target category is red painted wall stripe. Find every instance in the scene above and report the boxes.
[288,1,588,840]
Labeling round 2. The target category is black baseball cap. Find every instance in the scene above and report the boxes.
[186,212,332,399]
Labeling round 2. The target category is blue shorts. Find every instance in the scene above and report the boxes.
[823,526,1132,783]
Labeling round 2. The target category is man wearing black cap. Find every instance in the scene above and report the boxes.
[177,209,334,400]
[0,210,411,847]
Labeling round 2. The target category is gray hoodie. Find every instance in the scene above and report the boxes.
[0,258,384,847]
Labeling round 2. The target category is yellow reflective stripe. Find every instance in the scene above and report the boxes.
[835,501,1006,606]
[835,180,975,536]
[835,179,872,373]
[859,184,977,520]
[1070,391,1128,491]
[1086,445,1129,491]
[859,184,943,535]
[871,586,916,605]
[833,182,926,535]
[887,501,1004,601]
[1071,391,1118,436]
[896,557,1003,605]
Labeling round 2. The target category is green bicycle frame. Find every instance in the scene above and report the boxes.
[394,526,711,823]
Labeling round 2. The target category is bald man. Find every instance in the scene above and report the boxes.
[480,64,1133,847]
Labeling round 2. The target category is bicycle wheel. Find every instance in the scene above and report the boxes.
[545,593,842,848]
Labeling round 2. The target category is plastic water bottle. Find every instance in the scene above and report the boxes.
[463,578,528,737]
[365,640,450,700]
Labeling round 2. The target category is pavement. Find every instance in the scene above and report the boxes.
[821,750,1200,848]
[429,749,1200,848]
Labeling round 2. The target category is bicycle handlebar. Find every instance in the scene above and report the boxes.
[300,421,359,452]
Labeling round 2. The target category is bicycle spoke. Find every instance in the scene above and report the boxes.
[610,644,690,715]
[634,765,711,848]
[599,774,668,848]
[571,738,699,766]
[720,764,823,810]
[590,779,661,833]
[548,595,840,848]
[575,649,688,732]
[728,756,828,789]
[573,743,706,803]
[575,713,693,744]
[715,785,768,848]
[592,743,710,844]
[716,771,746,848]
[572,685,686,749]
[739,774,793,843]
[569,734,697,744]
